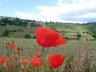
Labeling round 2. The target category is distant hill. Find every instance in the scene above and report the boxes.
[0,16,96,26]
[0,16,96,40]
[46,23,96,40]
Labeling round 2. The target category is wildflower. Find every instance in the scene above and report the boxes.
[7,43,17,49]
[16,50,22,55]
[20,59,30,65]
[36,52,42,58]
[48,54,65,68]
[31,58,43,67]
[0,56,8,65]
[36,27,67,48]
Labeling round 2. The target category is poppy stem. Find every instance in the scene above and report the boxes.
[50,66,55,72]
[56,68,59,72]
[41,46,45,60]
[44,48,49,59]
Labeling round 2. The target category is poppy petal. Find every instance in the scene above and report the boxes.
[52,34,67,47]
[48,54,65,68]
[31,58,41,67]
[36,27,59,48]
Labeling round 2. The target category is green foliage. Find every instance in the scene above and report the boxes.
[0,16,41,27]
[50,27,58,32]
[76,32,82,40]
[65,36,70,40]
[77,33,81,38]
[92,34,96,38]
[2,29,10,37]
[64,55,74,72]
[24,33,32,39]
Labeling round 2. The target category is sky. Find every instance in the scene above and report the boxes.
[0,0,96,23]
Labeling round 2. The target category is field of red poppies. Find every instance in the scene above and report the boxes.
[0,26,96,72]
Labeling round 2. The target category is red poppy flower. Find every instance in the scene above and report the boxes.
[0,56,8,65]
[20,59,30,65]
[31,58,44,67]
[36,52,42,58]
[16,50,22,55]
[48,54,65,68]
[36,27,67,48]
[7,61,13,68]
[7,43,17,49]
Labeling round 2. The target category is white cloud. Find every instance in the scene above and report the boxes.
[15,0,96,23]
[72,0,96,4]
[15,12,42,20]
[76,12,96,19]
[15,11,67,22]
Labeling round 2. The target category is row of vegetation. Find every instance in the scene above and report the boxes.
[0,16,41,27]
[0,29,36,39]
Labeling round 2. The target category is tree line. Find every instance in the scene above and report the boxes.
[0,16,41,27]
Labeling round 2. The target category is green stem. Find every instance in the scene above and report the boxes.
[44,48,49,59]
[41,46,45,60]
[56,68,59,72]
[50,66,55,72]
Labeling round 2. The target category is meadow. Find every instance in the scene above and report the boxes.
[0,38,96,56]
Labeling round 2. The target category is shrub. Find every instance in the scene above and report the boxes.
[76,33,82,40]
[92,34,96,38]
[2,29,10,37]
[65,36,70,40]
[24,33,32,39]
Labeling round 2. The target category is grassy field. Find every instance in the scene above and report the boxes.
[0,25,36,38]
[0,38,96,56]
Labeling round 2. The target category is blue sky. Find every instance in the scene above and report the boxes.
[0,0,96,23]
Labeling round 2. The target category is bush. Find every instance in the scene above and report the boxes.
[92,34,96,38]
[24,33,32,39]
[65,36,70,40]
[76,33,81,40]
[2,30,10,37]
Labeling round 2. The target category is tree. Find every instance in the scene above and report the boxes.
[76,33,81,40]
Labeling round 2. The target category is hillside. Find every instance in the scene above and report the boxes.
[46,23,96,40]
[0,24,96,40]
[0,16,96,40]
